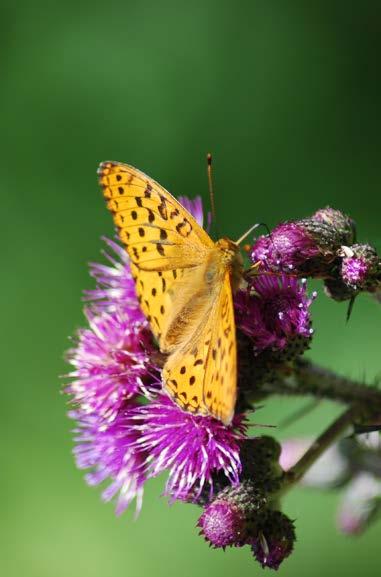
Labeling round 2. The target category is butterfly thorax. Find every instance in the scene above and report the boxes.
[215,237,243,292]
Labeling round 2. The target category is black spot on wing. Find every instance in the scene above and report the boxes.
[157,244,165,256]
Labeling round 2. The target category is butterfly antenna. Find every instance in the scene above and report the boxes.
[207,153,217,225]
[235,223,263,245]
[236,222,272,246]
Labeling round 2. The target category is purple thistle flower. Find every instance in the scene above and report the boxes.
[251,223,320,272]
[84,237,144,319]
[66,308,155,423]
[127,394,247,502]
[70,408,146,516]
[341,257,369,288]
[235,275,316,353]
[178,195,204,227]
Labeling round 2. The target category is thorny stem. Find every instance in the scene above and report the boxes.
[281,407,356,489]
[264,359,381,493]
[264,358,381,412]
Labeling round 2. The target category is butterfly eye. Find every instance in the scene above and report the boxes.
[205,267,217,284]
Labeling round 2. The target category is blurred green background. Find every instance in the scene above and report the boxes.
[2,1,381,576]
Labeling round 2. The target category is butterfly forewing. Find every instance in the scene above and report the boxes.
[99,160,238,424]
[129,263,187,344]
[99,161,213,269]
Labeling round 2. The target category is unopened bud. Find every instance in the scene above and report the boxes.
[197,481,268,548]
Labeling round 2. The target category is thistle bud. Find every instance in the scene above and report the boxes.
[240,437,283,492]
[197,481,268,548]
[312,207,356,246]
[323,277,357,302]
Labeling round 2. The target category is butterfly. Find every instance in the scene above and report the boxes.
[98,161,244,425]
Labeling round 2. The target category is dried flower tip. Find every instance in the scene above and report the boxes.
[251,510,296,570]
[340,243,381,291]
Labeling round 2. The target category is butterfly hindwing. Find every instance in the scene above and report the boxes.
[203,272,237,423]
[163,271,236,425]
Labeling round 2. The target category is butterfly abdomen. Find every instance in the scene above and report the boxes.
[161,259,220,352]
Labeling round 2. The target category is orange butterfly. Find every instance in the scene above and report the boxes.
[98,161,244,425]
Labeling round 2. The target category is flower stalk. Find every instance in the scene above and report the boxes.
[282,407,357,488]
[259,358,381,416]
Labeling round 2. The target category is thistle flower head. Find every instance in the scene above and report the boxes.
[70,408,146,515]
[323,278,357,302]
[235,275,315,355]
[251,207,355,278]
[84,237,144,319]
[178,195,204,227]
[127,394,247,502]
[251,222,320,273]
[66,308,155,423]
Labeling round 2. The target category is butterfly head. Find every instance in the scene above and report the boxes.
[215,237,243,291]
